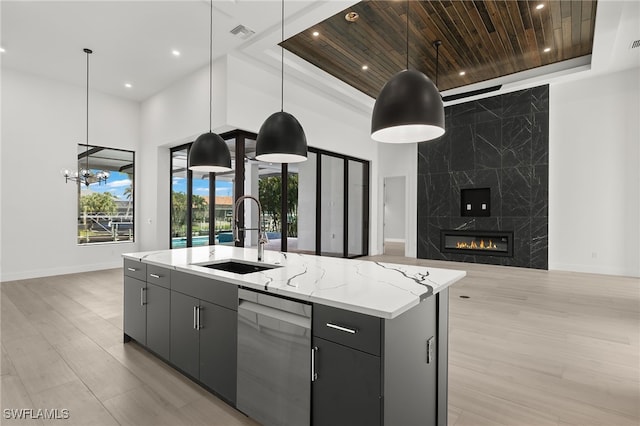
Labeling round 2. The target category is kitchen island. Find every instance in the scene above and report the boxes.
[123,246,466,426]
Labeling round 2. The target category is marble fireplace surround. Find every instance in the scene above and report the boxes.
[417,85,549,269]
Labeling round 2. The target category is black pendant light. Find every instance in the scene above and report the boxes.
[371,0,445,143]
[255,0,307,163]
[188,0,232,173]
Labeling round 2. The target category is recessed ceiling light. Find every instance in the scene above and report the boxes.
[543,47,551,52]
[536,4,545,10]
[312,31,319,37]
[345,11,359,22]
[362,65,368,71]
[125,83,132,88]
[0,47,5,53]
[459,71,466,76]
[172,50,181,57]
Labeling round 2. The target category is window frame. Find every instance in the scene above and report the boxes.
[76,144,135,245]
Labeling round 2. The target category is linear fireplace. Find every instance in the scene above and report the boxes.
[440,230,513,257]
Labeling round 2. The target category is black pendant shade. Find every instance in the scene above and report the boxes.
[188,132,232,173]
[255,111,307,163]
[187,0,232,173]
[371,69,445,143]
[255,0,308,164]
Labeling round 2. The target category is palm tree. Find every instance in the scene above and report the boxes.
[123,185,133,219]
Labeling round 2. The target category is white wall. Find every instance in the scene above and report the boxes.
[139,54,379,255]
[138,58,228,251]
[549,67,640,277]
[1,70,141,281]
[376,143,417,257]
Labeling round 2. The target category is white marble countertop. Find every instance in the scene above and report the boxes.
[123,246,466,319]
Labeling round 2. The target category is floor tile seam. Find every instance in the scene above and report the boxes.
[43,339,124,426]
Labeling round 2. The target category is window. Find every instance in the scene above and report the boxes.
[170,133,238,249]
[77,145,135,244]
[169,133,369,258]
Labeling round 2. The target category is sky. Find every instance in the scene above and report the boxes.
[172,176,233,197]
[81,172,234,200]
[81,170,131,199]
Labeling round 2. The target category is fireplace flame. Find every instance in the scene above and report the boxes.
[455,239,498,250]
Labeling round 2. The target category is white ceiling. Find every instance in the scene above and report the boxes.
[1,0,638,106]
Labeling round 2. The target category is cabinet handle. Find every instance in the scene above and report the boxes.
[326,323,357,334]
[140,288,146,306]
[149,273,160,279]
[196,306,202,330]
[426,337,434,364]
[311,347,318,382]
[193,306,197,330]
[127,267,137,272]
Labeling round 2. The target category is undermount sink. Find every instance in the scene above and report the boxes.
[196,260,281,275]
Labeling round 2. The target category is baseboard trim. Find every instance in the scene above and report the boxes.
[1,261,123,282]
[548,262,640,278]
[384,238,406,243]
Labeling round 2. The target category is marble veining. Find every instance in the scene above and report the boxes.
[123,246,466,319]
[417,85,549,269]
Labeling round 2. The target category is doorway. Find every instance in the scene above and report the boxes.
[383,176,406,256]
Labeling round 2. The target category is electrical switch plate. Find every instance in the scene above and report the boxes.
[466,204,472,211]
[481,203,487,210]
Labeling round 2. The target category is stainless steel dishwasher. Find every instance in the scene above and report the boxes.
[237,288,312,426]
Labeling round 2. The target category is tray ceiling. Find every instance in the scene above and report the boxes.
[281,0,598,98]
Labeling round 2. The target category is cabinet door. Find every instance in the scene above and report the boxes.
[170,291,199,378]
[124,276,146,344]
[146,283,170,360]
[199,300,237,404]
[312,337,381,426]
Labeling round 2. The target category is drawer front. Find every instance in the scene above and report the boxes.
[171,270,238,311]
[147,265,170,289]
[313,304,381,356]
[124,259,146,281]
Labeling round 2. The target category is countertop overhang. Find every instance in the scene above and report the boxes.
[123,246,466,319]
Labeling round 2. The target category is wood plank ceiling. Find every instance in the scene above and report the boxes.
[281,0,597,98]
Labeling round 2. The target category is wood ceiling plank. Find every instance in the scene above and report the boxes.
[462,2,504,77]
[418,1,466,73]
[486,1,521,70]
[580,1,596,55]
[446,0,497,86]
[550,0,563,30]
[562,15,573,58]
[282,0,597,99]
[540,2,556,63]
[571,1,582,57]
[554,27,564,59]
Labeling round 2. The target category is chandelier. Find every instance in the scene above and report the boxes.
[63,48,109,187]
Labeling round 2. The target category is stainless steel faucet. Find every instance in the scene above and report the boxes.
[233,195,268,261]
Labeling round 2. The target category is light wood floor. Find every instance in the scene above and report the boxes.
[2,257,639,426]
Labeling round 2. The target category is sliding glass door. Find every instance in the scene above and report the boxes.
[170,134,369,257]
[287,148,369,258]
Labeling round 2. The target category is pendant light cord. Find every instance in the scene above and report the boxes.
[433,40,442,87]
[281,0,284,112]
[209,0,213,132]
[435,43,439,86]
[406,0,409,70]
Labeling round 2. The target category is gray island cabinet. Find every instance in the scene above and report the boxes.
[123,246,465,426]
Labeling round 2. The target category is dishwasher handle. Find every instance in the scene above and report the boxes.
[239,299,311,330]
